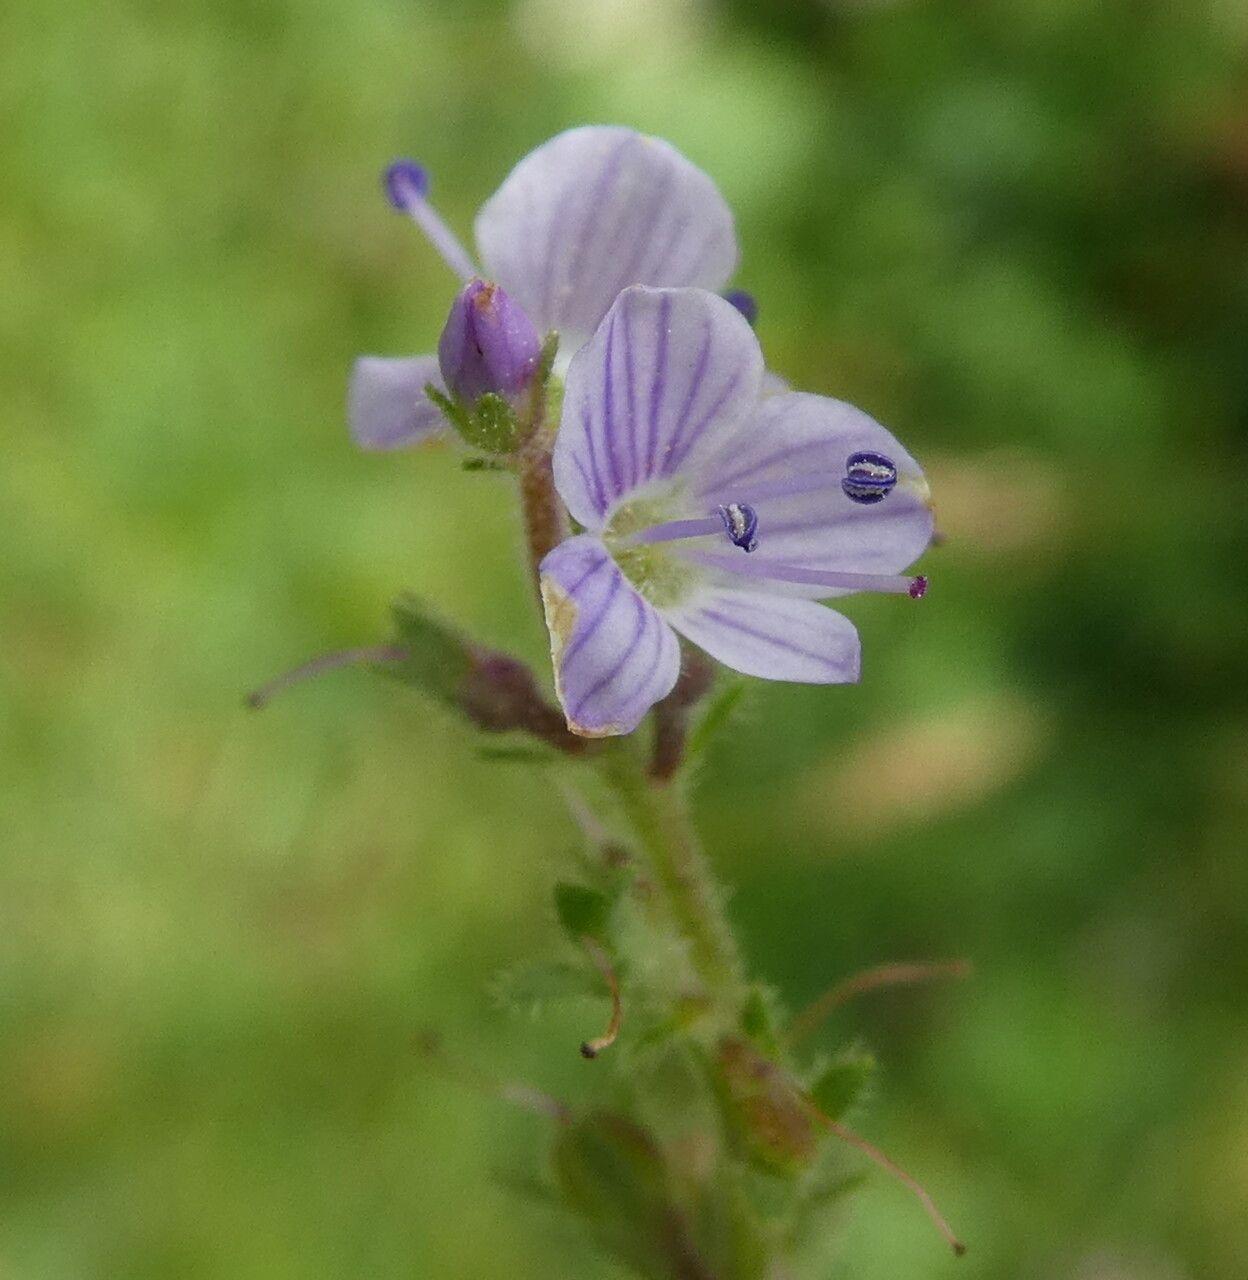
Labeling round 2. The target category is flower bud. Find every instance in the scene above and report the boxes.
[437,279,541,407]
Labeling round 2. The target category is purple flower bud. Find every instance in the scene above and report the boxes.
[437,279,541,406]
[723,289,758,326]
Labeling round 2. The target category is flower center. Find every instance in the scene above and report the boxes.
[602,493,703,609]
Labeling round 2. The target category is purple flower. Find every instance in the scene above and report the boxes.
[437,279,541,407]
[539,287,933,737]
[348,127,740,451]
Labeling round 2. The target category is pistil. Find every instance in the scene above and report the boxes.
[383,160,479,284]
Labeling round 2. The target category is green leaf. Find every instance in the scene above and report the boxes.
[686,678,747,761]
[809,1052,876,1123]
[740,986,783,1057]
[554,882,611,943]
[552,1113,694,1279]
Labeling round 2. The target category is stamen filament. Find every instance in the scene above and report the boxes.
[578,936,622,1059]
[245,645,406,709]
[686,553,927,597]
[628,516,725,546]
[808,1103,967,1257]
[384,161,478,284]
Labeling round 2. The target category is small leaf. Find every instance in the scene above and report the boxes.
[554,882,611,943]
[810,1052,876,1123]
[740,986,782,1057]
[686,678,747,761]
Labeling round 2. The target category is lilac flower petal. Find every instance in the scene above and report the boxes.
[553,287,763,528]
[347,356,447,451]
[686,391,933,593]
[665,588,861,684]
[475,126,739,352]
[539,534,681,737]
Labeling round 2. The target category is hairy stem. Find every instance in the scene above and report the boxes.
[515,378,567,601]
[596,743,744,1012]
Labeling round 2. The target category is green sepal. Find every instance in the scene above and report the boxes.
[712,1037,819,1178]
[552,1113,694,1280]
[809,1050,876,1123]
[424,382,470,433]
[462,392,522,453]
[536,330,560,384]
[380,594,473,705]
[554,881,611,943]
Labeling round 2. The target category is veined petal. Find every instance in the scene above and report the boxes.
[665,588,861,684]
[553,287,764,528]
[686,391,933,594]
[540,535,681,737]
[475,127,739,353]
[347,356,446,451]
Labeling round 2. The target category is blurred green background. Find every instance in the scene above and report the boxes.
[3,0,1247,1276]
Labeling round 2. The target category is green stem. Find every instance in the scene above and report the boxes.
[596,743,743,1014]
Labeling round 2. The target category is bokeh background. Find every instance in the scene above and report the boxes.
[3,0,1247,1276]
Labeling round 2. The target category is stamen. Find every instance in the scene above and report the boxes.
[685,553,926,597]
[717,502,759,552]
[626,503,759,553]
[842,450,898,504]
[381,159,478,284]
[808,1104,967,1257]
[578,936,622,1059]
[723,289,758,326]
[245,645,406,709]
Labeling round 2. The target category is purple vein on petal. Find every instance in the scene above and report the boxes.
[602,312,622,496]
[562,547,612,599]
[645,293,672,479]
[571,449,603,518]
[648,207,691,285]
[569,592,650,722]
[556,135,634,325]
[668,366,741,473]
[578,395,608,516]
[697,607,841,670]
[659,320,713,474]
[704,439,826,495]
[602,164,675,314]
[621,300,639,490]
[562,565,623,665]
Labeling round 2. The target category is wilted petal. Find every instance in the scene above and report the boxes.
[347,356,446,451]
[540,535,681,737]
[553,287,763,528]
[685,391,933,594]
[475,127,739,352]
[665,588,861,684]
